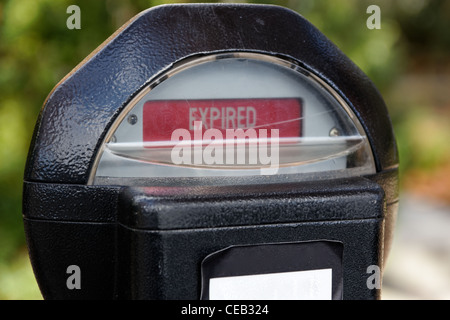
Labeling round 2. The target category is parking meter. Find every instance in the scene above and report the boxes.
[23,4,399,300]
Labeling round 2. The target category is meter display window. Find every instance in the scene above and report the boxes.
[90,53,375,185]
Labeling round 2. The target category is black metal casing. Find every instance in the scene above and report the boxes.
[23,4,399,300]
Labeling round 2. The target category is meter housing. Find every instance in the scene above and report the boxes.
[23,4,398,300]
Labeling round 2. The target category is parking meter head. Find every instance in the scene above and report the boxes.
[23,4,398,300]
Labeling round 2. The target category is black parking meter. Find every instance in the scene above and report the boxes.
[23,4,398,300]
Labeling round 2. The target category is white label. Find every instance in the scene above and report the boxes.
[209,268,332,300]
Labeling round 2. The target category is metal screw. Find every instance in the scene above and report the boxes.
[127,114,138,125]
[329,127,340,137]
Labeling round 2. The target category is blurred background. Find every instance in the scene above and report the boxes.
[0,0,449,299]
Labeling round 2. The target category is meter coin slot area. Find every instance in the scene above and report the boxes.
[22,4,399,300]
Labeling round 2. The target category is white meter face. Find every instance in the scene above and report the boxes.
[90,53,375,186]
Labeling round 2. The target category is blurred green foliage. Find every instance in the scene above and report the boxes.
[0,0,449,299]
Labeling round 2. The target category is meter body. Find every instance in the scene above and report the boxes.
[23,4,398,300]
